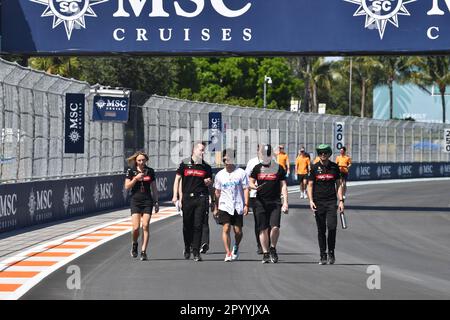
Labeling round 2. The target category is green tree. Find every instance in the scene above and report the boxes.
[28,57,81,78]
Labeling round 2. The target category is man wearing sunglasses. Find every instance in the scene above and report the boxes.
[307,144,344,265]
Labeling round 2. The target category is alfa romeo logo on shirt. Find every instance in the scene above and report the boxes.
[344,0,416,39]
[30,0,109,40]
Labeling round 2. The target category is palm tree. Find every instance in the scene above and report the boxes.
[301,57,333,113]
[406,56,450,124]
[345,57,382,118]
[373,56,410,119]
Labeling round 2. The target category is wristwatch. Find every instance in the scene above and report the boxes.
[339,199,344,203]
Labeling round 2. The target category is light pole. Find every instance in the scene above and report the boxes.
[349,57,353,116]
[263,75,272,108]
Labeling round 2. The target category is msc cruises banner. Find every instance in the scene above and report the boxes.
[92,95,130,122]
[1,0,450,54]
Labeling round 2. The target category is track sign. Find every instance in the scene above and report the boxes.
[444,129,450,153]
[334,122,345,154]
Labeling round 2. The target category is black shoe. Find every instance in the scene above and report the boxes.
[319,254,328,265]
[193,252,202,262]
[328,251,335,265]
[183,247,191,260]
[130,242,138,258]
[269,247,278,263]
[256,245,263,255]
[200,243,209,254]
[262,253,271,264]
[140,251,148,261]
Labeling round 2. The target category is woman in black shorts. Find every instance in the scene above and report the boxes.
[125,151,159,261]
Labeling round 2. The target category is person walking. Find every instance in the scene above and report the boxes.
[307,144,345,265]
[213,149,249,262]
[276,145,290,177]
[335,146,352,199]
[172,141,213,262]
[295,147,311,199]
[125,151,159,261]
[249,144,289,264]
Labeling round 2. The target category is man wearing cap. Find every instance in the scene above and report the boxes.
[250,144,289,264]
[307,144,344,265]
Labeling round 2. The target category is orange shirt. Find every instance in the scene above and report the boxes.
[335,155,352,173]
[277,152,289,170]
[295,155,310,175]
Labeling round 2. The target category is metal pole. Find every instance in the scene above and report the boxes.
[263,80,267,109]
[349,57,353,116]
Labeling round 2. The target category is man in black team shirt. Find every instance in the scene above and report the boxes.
[307,144,345,265]
[249,144,289,264]
[172,141,213,262]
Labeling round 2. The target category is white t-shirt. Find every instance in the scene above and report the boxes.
[214,167,249,215]
[245,157,260,198]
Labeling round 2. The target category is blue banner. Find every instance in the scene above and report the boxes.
[1,1,450,54]
[65,93,85,154]
[209,112,222,152]
[92,95,130,122]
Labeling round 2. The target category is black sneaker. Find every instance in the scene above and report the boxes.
[140,251,148,261]
[130,242,138,258]
[319,254,328,265]
[183,247,191,260]
[193,252,202,262]
[200,243,209,254]
[269,247,278,263]
[328,251,335,265]
[262,253,271,264]
[256,245,263,255]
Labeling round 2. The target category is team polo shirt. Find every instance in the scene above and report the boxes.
[176,158,212,195]
[295,155,310,175]
[308,161,341,202]
[277,152,289,170]
[335,155,352,174]
[126,166,156,201]
[214,167,249,215]
[250,161,286,202]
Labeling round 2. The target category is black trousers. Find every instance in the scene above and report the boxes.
[182,195,208,253]
[201,210,210,246]
[314,200,338,255]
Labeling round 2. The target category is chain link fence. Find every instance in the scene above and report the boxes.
[2,57,449,183]
[0,59,125,183]
[142,95,450,171]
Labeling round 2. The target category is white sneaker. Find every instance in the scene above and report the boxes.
[300,192,304,199]
[304,192,308,199]
[231,245,239,260]
[224,253,232,262]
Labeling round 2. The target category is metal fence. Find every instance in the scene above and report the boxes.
[2,57,449,183]
[0,59,125,183]
[142,95,450,170]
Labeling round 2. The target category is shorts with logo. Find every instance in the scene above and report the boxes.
[218,210,243,227]
[130,196,153,215]
[254,199,281,232]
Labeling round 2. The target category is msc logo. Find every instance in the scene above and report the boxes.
[30,0,109,40]
[0,194,17,218]
[94,182,114,207]
[356,165,371,179]
[344,0,416,39]
[419,164,433,176]
[28,188,53,221]
[397,165,412,176]
[377,165,392,178]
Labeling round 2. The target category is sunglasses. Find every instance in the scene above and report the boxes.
[318,151,329,156]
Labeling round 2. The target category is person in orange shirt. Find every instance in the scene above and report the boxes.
[277,145,290,176]
[295,147,311,199]
[335,146,352,199]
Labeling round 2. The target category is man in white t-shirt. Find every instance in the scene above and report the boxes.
[213,148,250,262]
[245,144,263,254]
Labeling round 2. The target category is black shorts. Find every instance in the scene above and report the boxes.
[254,199,281,232]
[130,198,153,215]
[297,174,307,181]
[340,172,348,180]
[218,210,243,227]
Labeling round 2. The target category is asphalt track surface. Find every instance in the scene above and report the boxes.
[23,180,450,300]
